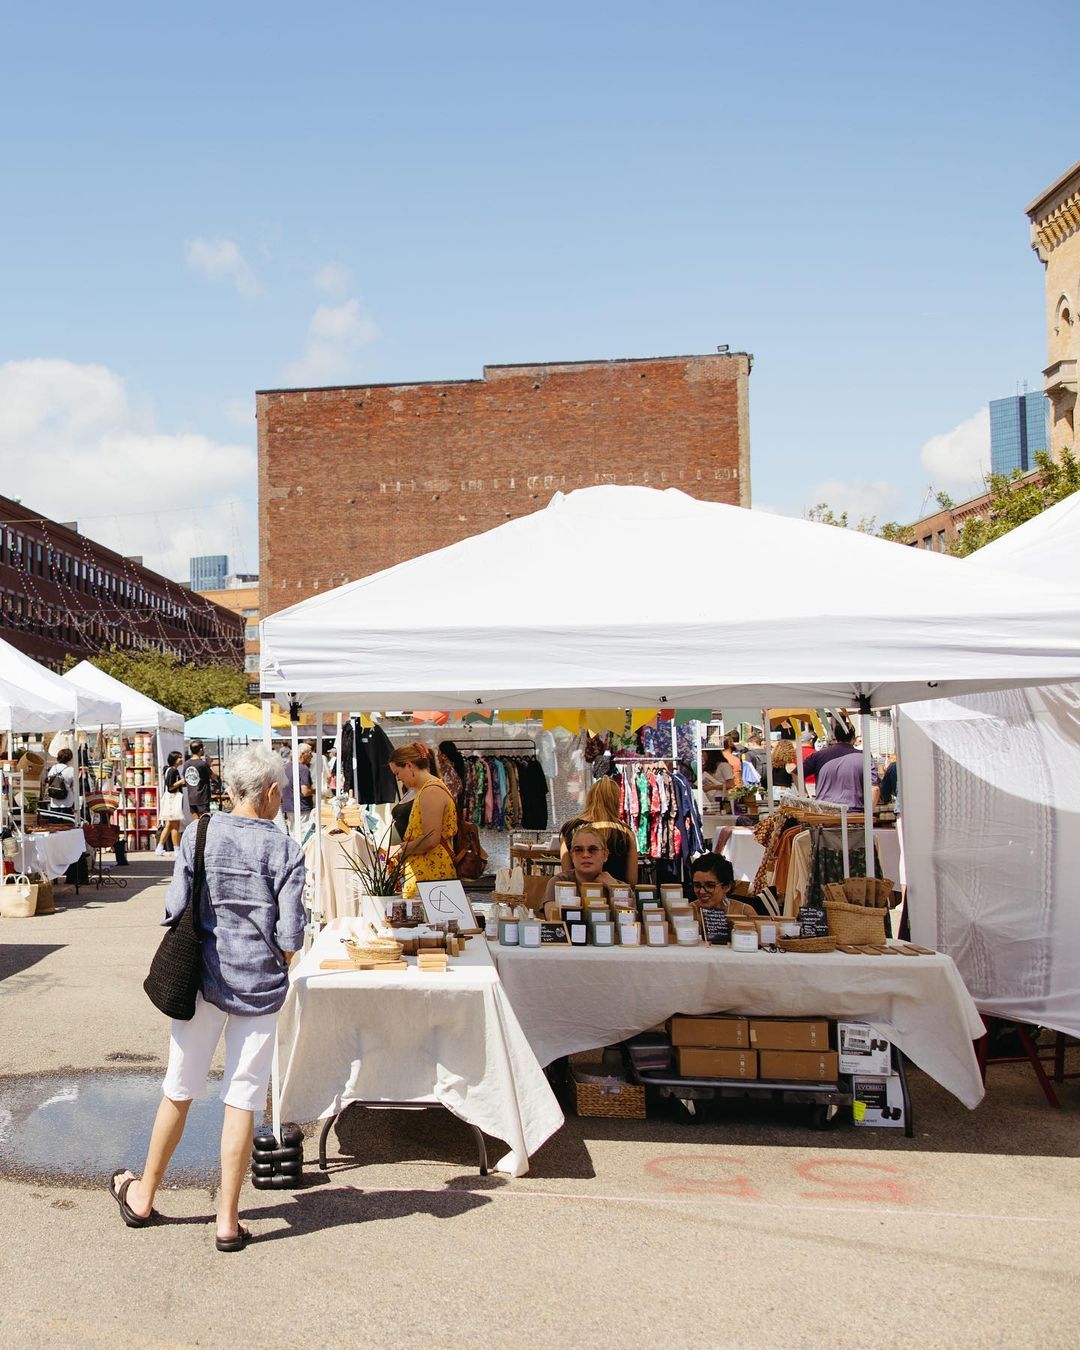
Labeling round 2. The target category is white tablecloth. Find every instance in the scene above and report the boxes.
[717,824,904,887]
[277,920,564,1176]
[492,943,986,1108]
[18,828,87,880]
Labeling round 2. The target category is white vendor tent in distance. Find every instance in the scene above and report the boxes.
[65,660,184,733]
[0,637,121,729]
[260,485,1080,713]
[0,671,73,734]
[899,488,1080,1037]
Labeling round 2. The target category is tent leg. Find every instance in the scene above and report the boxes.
[860,709,874,879]
[261,697,272,750]
[289,711,302,846]
[763,709,774,804]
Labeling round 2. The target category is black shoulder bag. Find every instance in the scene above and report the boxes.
[143,814,211,1020]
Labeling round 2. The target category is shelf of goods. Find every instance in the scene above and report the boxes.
[106,732,158,854]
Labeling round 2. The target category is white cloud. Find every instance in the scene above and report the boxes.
[313,261,352,296]
[919,408,990,496]
[184,236,262,299]
[0,358,257,580]
[803,478,902,524]
[282,297,378,385]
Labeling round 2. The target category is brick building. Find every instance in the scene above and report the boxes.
[0,494,243,671]
[257,352,752,619]
[1026,158,1080,457]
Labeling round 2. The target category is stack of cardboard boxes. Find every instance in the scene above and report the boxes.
[670,1015,840,1082]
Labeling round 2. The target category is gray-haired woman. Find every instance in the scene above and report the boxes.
[109,744,306,1252]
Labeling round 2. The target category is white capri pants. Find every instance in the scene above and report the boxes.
[162,992,278,1112]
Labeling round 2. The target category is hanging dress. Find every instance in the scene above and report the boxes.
[402,780,458,899]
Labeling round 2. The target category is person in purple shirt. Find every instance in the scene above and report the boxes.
[802,724,878,811]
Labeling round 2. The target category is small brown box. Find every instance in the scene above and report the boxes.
[677,1047,758,1079]
[670,1016,750,1049]
[758,1050,839,1081]
[749,1019,831,1051]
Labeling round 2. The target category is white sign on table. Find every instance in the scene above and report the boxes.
[417,878,481,933]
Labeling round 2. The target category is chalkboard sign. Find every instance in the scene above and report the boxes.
[798,905,829,938]
[539,921,570,945]
[699,907,731,946]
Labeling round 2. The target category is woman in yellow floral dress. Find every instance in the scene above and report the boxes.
[390,742,458,899]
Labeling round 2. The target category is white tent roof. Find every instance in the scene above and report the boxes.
[65,660,184,733]
[966,487,1080,588]
[0,638,121,729]
[0,671,73,734]
[260,485,1080,713]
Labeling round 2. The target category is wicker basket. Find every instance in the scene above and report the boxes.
[824,900,887,945]
[778,935,838,953]
[570,1068,646,1119]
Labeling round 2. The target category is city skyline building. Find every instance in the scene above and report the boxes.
[190,554,228,592]
[989,391,1050,476]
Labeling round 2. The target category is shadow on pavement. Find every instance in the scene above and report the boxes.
[0,943,64,983]
[243,1182,494,1243]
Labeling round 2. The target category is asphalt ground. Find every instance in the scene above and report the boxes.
[1,857,1078,1348]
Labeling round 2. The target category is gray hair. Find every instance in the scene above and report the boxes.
[223,744,287,804]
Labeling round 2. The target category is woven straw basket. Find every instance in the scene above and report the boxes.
[778,935,838,954]
[824,900,887,945]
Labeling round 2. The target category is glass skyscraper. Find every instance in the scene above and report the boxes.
[190,554,228,591]
[989,393,1050,477]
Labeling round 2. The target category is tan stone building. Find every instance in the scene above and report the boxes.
[1027,159,1080,457]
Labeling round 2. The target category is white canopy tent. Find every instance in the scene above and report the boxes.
[262,484,1080,883]
[64,660,184,733]
[0,638,121,729]
[898,489,1080,1037]
[0,672,73,734]
[261,486,1080,713]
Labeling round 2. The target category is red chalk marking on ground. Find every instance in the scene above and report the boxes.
[794,1158,913,1205]
[643,1154,760,1198]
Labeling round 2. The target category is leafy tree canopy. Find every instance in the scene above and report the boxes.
[63,648,247,721]
[805,502,912,544]
[951,449,1080,557]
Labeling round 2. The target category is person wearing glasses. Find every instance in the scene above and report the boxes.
[544,825,622,904]
[689,853,757,917]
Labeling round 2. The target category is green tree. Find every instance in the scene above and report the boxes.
[951,449,1080,557]
[64,649,247,721]
[806,502,912,545]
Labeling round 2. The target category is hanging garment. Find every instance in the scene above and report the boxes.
[340,720,398,804]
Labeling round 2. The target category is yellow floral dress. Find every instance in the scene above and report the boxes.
[401,781,458,898]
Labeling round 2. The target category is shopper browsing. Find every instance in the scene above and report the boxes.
[690,853,757,918]
[182,740,212,819]
[388,741,458,898]
[801,723,877,811]
[155,750,185,855]
[43,747,76,818]
[108,744,305,1252]
[281,745,315,829]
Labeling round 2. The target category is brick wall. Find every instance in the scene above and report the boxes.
[257,352,751,618]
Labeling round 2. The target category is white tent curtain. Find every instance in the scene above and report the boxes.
[898,489,1080,1036]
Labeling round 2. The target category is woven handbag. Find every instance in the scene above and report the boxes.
[143,815,210,1020]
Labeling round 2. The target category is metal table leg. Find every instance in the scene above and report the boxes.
[317,1101,489,1175]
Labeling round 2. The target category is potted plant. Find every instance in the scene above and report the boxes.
[336,823,412,921]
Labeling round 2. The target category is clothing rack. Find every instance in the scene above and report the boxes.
[777,792,853,878]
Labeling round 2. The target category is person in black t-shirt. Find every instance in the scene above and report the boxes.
[182,739,212,818]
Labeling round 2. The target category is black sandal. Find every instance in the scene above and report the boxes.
[216,1225,252,1253]
[108,1171,156,1228]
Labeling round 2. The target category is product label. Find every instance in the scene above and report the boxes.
[798,906,829,938]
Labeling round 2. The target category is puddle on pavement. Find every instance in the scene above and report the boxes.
[0,1070,235,1187]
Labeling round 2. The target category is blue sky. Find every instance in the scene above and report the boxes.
[0,1,1072,577]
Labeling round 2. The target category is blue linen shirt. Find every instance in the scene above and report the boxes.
[163,813,307,1016]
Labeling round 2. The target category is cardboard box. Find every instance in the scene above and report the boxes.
[678,1047,758,1079]
[670,1016,749,1048]
[749,1019,831,1051]
[837,1022,893,1077]
[758,1050,839,1082]
[851,1073,906,1128]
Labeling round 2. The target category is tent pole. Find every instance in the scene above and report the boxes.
[763,709,774,805]
[334,712,343,793]
[860,704,874,879]
[795,720,806,797]
[694,720,704,818]
[289,702,302,846]
[311,717,323,927]
[261,696,272,750]
[350,711,360,804]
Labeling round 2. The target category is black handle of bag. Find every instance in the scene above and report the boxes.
[190,813,211,931]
